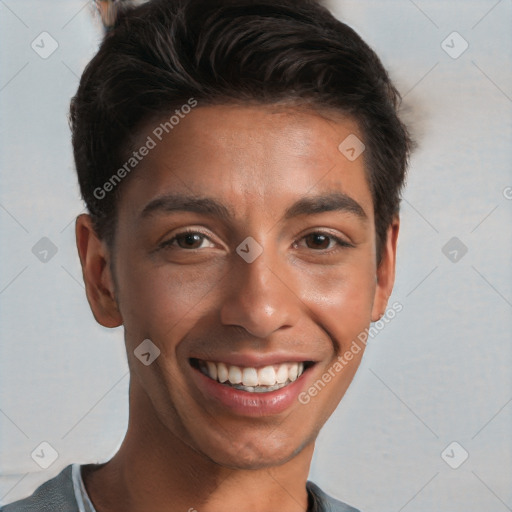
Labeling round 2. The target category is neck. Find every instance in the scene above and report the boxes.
[83,382,315,512]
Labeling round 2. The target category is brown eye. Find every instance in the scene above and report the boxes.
[176,233,206,249]
[294,232,353,252]
[160,230,216,251]
[304,233,333,250]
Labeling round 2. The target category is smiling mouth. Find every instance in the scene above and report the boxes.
[190,358,314,393]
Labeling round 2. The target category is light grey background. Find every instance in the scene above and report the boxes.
[1,1,511,511]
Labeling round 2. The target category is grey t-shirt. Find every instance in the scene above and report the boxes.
[1,464,360,512]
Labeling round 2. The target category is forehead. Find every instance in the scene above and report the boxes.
[121,104,374,221]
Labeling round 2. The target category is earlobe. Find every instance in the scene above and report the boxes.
[371,218,400,322]
[76,214,123,328]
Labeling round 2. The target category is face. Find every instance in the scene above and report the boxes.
[77,104,398,470]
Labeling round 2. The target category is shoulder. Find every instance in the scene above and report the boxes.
[0,465,78,512]
[307,480,361,512]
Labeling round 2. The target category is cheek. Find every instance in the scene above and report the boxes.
[115,257,227,349]
[297,260,376,353]
[294,262,376,419]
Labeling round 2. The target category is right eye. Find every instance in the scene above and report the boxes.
[160,230,216,250]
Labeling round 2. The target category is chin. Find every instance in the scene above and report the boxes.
[198,431,311,471]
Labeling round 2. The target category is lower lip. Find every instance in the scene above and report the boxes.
[191,364,311,417]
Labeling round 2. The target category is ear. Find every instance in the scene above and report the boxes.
[75,214,123,328]
[371,217,400,322]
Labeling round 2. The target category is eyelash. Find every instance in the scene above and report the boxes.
[295,233,354,251]
[159,229,214,250]
[159,228,354,252]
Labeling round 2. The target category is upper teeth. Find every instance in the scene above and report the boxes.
[200,360,305,387]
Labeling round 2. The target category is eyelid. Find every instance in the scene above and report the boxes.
[159,227,216,249]
[296,229,355,248]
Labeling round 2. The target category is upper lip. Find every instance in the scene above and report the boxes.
[189,353,316,368]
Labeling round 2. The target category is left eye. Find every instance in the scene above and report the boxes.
[162,231,215,250]
[296,232,351,251]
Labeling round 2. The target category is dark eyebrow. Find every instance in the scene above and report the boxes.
[140,194,233,221]
[140,192,367,222]
[283,192,368,222]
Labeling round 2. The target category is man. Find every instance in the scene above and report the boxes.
[1,0,412,510]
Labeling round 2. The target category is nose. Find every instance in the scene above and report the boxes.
[220,248,302,339]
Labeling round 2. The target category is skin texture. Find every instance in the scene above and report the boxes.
[76,104,399,512]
